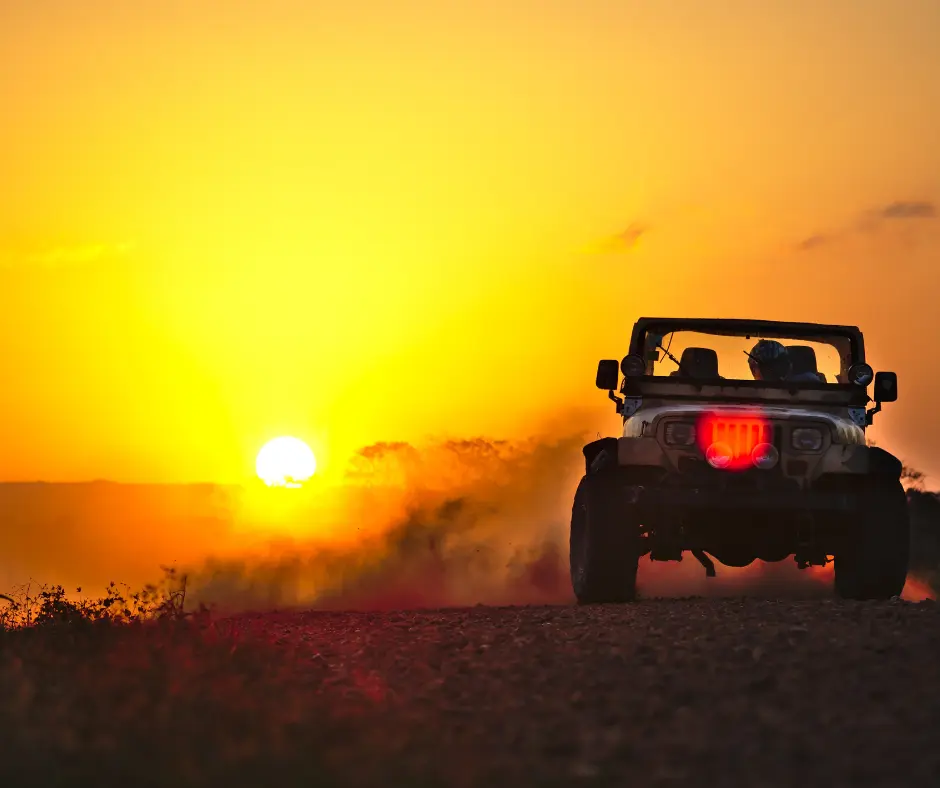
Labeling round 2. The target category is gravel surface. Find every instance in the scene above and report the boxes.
[3,598,940,787]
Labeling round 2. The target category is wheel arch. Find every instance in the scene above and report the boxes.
[582,437,619,475]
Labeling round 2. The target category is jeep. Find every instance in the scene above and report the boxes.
[571,317,908,603]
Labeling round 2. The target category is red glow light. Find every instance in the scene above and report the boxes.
[696,411,772,471]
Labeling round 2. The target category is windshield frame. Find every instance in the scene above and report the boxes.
[627,317,864,385]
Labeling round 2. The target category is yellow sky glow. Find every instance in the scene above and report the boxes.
[2,0,940,484]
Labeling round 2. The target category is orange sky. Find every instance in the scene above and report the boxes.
[2,0,940,485]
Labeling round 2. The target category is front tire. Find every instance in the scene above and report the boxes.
[569,472,641,604]
[834,480,910,600]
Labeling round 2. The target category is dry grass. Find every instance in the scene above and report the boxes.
[0,566,193,630]
[0,573,443,788]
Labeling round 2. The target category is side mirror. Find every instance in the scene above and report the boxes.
[873,371,898,403]
[596,360,619,390]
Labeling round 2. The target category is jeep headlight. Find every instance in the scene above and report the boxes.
[791,427,824,452]
[664,422,696,446]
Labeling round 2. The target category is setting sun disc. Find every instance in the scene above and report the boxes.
[255,436,317,488]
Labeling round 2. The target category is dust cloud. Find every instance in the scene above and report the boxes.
[184,436,586,612]
[176,436,858,612]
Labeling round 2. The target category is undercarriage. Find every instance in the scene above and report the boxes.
[570,463,910,604]
[621,466,858,575]
[638,507,838,575]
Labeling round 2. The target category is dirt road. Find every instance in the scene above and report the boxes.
[4,598,940,787]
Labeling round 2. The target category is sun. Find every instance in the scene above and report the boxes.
[255,436,317,488]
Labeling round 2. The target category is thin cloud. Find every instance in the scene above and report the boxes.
[880,201,936,220]
[795,199,937,251]
[583,222,650,255]
[795,233,831,251]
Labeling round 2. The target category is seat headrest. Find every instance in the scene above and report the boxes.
[787,345,819,375]
[677,347,719,378]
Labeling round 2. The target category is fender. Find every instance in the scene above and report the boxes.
[582,437,619,474]
[845,444,904,479]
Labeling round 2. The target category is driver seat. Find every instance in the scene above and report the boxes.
[669,347,720,379]
[787,345,826,382]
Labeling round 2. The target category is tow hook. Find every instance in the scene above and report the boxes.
[691,549,717,578]
[794,512,825,569]
[649,515,683,561]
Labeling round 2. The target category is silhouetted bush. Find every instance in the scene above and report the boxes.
[0,566,203,632]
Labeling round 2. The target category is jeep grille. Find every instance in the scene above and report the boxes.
[704,419,772,455]
[696,414,783,469]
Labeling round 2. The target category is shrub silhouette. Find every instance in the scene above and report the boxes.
[0,565,202,632]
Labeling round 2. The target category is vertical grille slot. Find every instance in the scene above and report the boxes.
[705,417,776,459]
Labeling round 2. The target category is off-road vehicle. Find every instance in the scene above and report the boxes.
[571,317,908,603]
